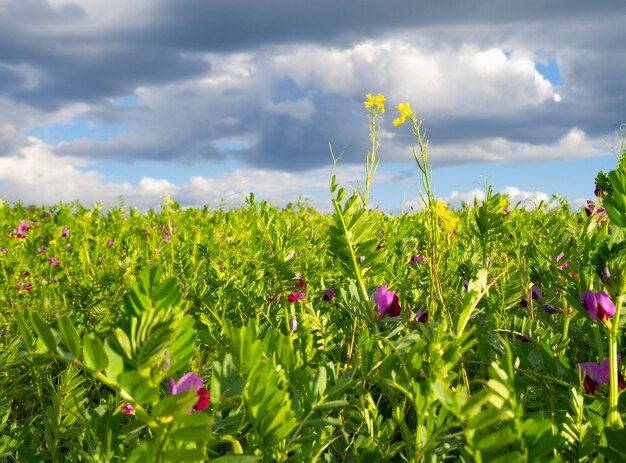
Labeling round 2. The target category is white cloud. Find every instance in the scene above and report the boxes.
[274,40,557,114]
[401,186,551,211]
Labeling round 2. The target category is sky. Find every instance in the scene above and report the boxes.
[1,0,625,212]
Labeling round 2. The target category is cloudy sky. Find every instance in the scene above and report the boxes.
[1,0,625,211]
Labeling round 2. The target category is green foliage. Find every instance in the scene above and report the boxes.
[1,125,626,460]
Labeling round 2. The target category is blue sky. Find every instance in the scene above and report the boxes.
[1,0,625,211]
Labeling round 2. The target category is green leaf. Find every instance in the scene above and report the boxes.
[83,333,108,371]
[209,456,260,463]
[57,315,81,359]
[30,312,58,354]
[14,309,33,350]
[162,448,205,461]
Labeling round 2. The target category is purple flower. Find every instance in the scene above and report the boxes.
[61,226,69,237]
[541,303,562,315]
[167,372,210,412]
[413,306,428,323]
[556,253,568,270]
[37,246,46,255]
[289,315,297,333]
[530,286,542,300]
[594,184,605,197]
[584,200,607,219]
[288,290,304,303]
[373,284,401,317]
[106,239,114,247]
[1,248,7,254]
[581,290,616,321]
[462,280,469,291]
[13,220,30,239]
[48,257,60,266]
[577,357,625,394]
[409,254,427,265]
[322,288,335,301]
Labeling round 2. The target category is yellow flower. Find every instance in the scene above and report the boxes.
[499,197,508,213]
[49,239,57,246]
[393,102,413,126]
[83,212,92,221]
[429,200,459,233]
[163,195,174,206]
[364,93,386,113]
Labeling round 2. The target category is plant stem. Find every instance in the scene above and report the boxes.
[608,294,624,429]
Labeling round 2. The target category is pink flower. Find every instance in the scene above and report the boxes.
[121,403,135,415]
[13,220,30,239]
[61,226,70,237]
[373,284,401,317]
[288,290,303,303]
[167,372,210,412]
[577,357,625,394]
[409,255,427,265]
[48,257,60,266]
[106,239,114,247]
[581,290,616,321]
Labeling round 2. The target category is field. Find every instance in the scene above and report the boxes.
[2,103,626,462]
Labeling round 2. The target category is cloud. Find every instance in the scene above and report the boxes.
[0,138,365,211]
[1,0,624,209]
[402,186,552,211]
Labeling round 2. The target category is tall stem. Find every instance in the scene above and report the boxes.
[608,294,624,429]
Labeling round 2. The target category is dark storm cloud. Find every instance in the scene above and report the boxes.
[0,0,209,110]
[150,0,625,52]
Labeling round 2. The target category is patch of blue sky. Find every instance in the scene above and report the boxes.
[213,140,250,152]
[371,154,616,210]
[113,95,138,106]
[535,55,563,86]
[80,159,243,185]
[26,119,128,144]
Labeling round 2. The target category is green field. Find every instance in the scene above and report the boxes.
[2,107,626,462]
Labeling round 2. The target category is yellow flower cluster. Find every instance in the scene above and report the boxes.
[393,102,413,126]
[499,197,509,213]
[163,194,174,206]
[430,200,459,233]
[83,212,93,221]
[364,93,386,113]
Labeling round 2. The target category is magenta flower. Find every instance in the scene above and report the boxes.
[106,239,114,247]
[287,290,304,303]
[13,220,30,239]
[48,257,60,266]
[556,253,568,270]
[121,403,135,416]
[581,290,616,321]
[322,288,335,301]
[167,372,210,412]
[409,255,427,265]
[1,248,6,254]
[373,284,401,317]
[410,306,428,323]
[61,226,69,237]
[577,357,625,394]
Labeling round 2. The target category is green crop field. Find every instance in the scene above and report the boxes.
[1,101,626,462]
